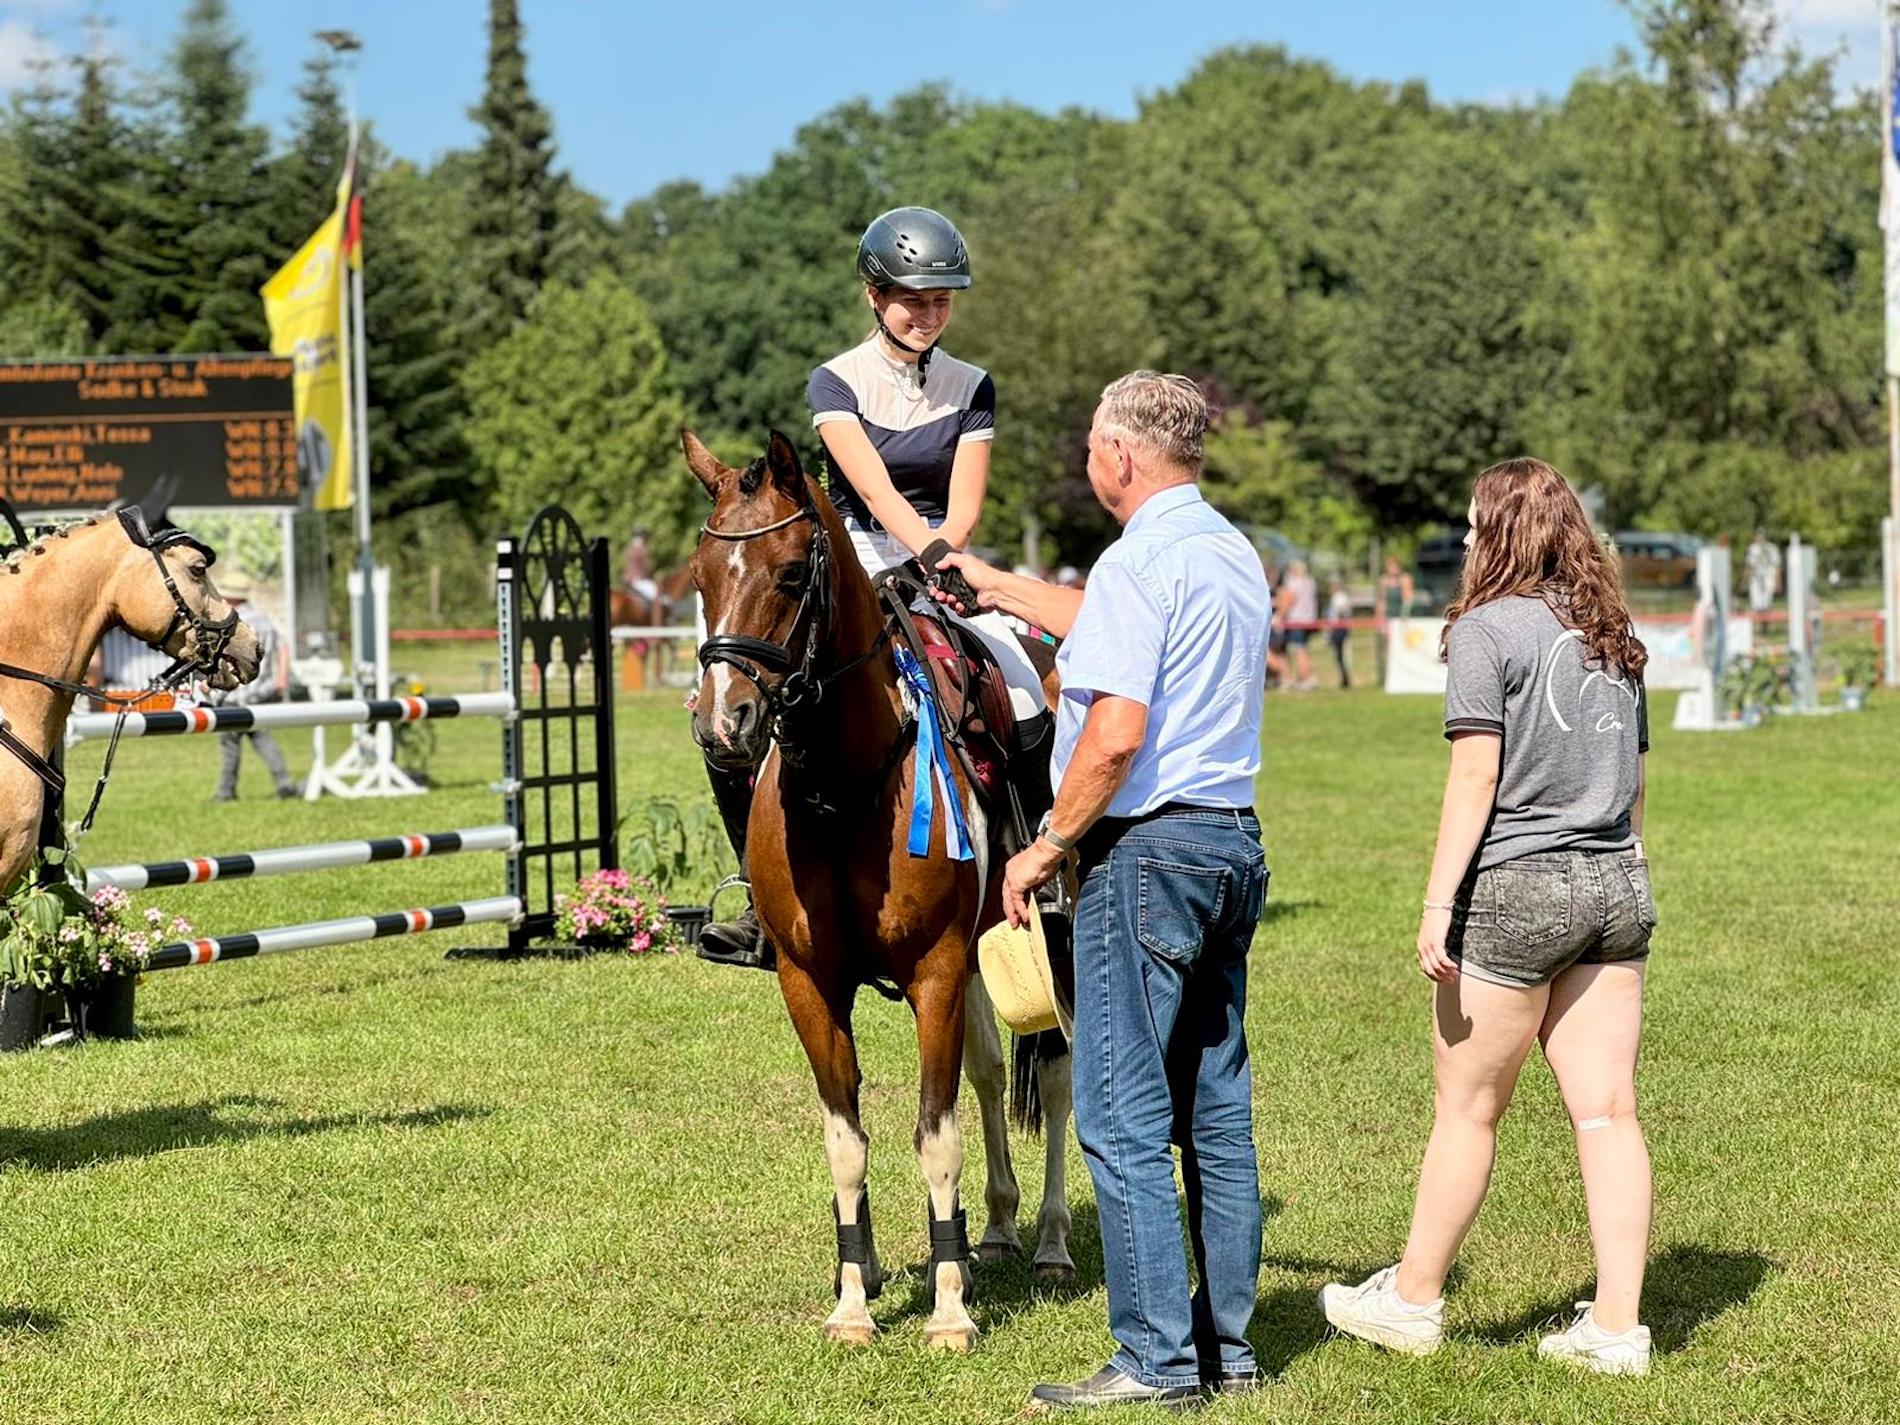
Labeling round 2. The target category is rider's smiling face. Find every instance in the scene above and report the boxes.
[869,285,955,354]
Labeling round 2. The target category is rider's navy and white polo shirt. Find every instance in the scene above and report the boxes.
[806,337,995,530]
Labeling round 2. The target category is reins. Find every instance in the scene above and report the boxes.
[0,505,243,840]
[696,503,909,807]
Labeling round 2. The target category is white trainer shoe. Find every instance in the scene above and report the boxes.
[1319,1265,1445,1355]
[1537,1301,1651,1376]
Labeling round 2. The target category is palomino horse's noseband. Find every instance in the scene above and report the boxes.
[115,507,243,685]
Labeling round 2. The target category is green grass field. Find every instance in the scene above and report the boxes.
[1,678,1895,1423]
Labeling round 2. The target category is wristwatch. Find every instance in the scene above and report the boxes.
[1036,812,1076,855]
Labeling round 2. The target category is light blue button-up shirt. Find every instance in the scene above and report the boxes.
[1053,483,1270,817]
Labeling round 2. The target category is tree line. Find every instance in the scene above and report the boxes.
[0,0,1885,598]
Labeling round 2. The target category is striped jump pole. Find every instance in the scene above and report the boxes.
[87,826,519,893]
[66,692,515,745]
[144,896,524,972]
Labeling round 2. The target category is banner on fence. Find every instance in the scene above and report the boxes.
[1384,615,1755,696]
[1384,618,1447,694]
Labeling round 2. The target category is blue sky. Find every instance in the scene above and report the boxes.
[0,0,1879,213]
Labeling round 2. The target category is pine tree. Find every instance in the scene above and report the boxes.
[270,48,350,251]
[165,0,274,352]
[363,157,473,519]
[462,0,559,350]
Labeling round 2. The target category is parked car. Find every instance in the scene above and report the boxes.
[1614,531,1701,590]
[1413,529,1469,613]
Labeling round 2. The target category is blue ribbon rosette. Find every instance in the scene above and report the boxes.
[892,645,973,862]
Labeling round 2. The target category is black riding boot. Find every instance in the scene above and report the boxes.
[696,758,775,971]
[1008,713,1057,850]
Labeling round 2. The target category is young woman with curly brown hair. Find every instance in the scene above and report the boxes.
[1322,458,1659,1376]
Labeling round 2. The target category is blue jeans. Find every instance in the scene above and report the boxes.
[1071,808,1267,1388]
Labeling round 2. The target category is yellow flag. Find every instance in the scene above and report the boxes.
[261,183,352,512]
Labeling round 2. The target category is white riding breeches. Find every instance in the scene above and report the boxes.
[844,524,1046,722]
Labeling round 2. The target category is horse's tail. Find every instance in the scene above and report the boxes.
[1009,1028,1069,1134]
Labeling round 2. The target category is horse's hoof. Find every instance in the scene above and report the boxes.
[825,1321,876,1347]
[975,1240,1021,1266]
[1033,1262,1076,1285]
[924,1324,976,1353]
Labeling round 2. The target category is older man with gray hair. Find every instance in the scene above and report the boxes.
[939,371,1272,1410]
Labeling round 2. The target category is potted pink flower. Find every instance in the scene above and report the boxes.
[553,869,683,955]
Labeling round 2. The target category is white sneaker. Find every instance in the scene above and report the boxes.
[1537,1301,1651,1376]
[1319,1265,1445,1355]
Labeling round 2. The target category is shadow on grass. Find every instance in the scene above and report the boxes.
[1263,899,1313,923]
[1470,1243,1773,1354]
[0,1096,490,1172]
[879,1194,1290,1341]
[0,1306,61,1335]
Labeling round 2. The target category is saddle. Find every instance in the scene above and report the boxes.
[874,568,1018,806]
[873,560,1062,877]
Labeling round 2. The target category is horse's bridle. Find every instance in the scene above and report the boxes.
[0,506,245,847]
[115,507,243,685]
[695,504,893,766]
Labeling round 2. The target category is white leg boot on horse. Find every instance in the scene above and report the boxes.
[962,975,1025,1263]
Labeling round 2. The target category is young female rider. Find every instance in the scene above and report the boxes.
[697,207,1052,968]
[1321,459,1658,1375]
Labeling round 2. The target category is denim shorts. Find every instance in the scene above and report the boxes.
[1447,848,1655,988]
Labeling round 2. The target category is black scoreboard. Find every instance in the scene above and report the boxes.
[0,355,298,511]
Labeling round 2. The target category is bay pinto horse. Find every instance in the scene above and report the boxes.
[0,509,261,893]
[608,562,694,630]
[684,429,1074,1352]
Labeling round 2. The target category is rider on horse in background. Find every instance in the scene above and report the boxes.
[697,206,1057,969]
[620,526,658,605]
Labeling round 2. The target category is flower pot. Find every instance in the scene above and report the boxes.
[666,905,711,948]
[1842,685,1867,712]
[73,978,138,1041]
[0,982,51,1052]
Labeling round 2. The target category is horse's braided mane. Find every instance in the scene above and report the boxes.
[3,511,108,574]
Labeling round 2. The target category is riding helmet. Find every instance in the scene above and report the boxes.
[856,207,971,290]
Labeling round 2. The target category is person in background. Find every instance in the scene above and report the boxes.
[212,570,297,803]
[1321,457,1657,1377]
[621,526,658,605]
[1744,528,1780,615]
[1327,579,1354,689]
[1283,559,1319,691]
[1265,564,1288,688]
[1374,554,1415,686]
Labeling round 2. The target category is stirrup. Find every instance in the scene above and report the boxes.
[695,875,774,971]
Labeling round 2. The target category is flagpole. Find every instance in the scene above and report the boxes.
[1883,10,1900,686]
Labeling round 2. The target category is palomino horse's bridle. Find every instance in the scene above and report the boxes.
[0,505,245,843]
[695,504,896,773]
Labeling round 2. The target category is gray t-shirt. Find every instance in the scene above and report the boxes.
[1444,595,1648,871]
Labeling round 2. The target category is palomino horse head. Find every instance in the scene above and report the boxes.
[104,507,262,692]
[683,429,828,770]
